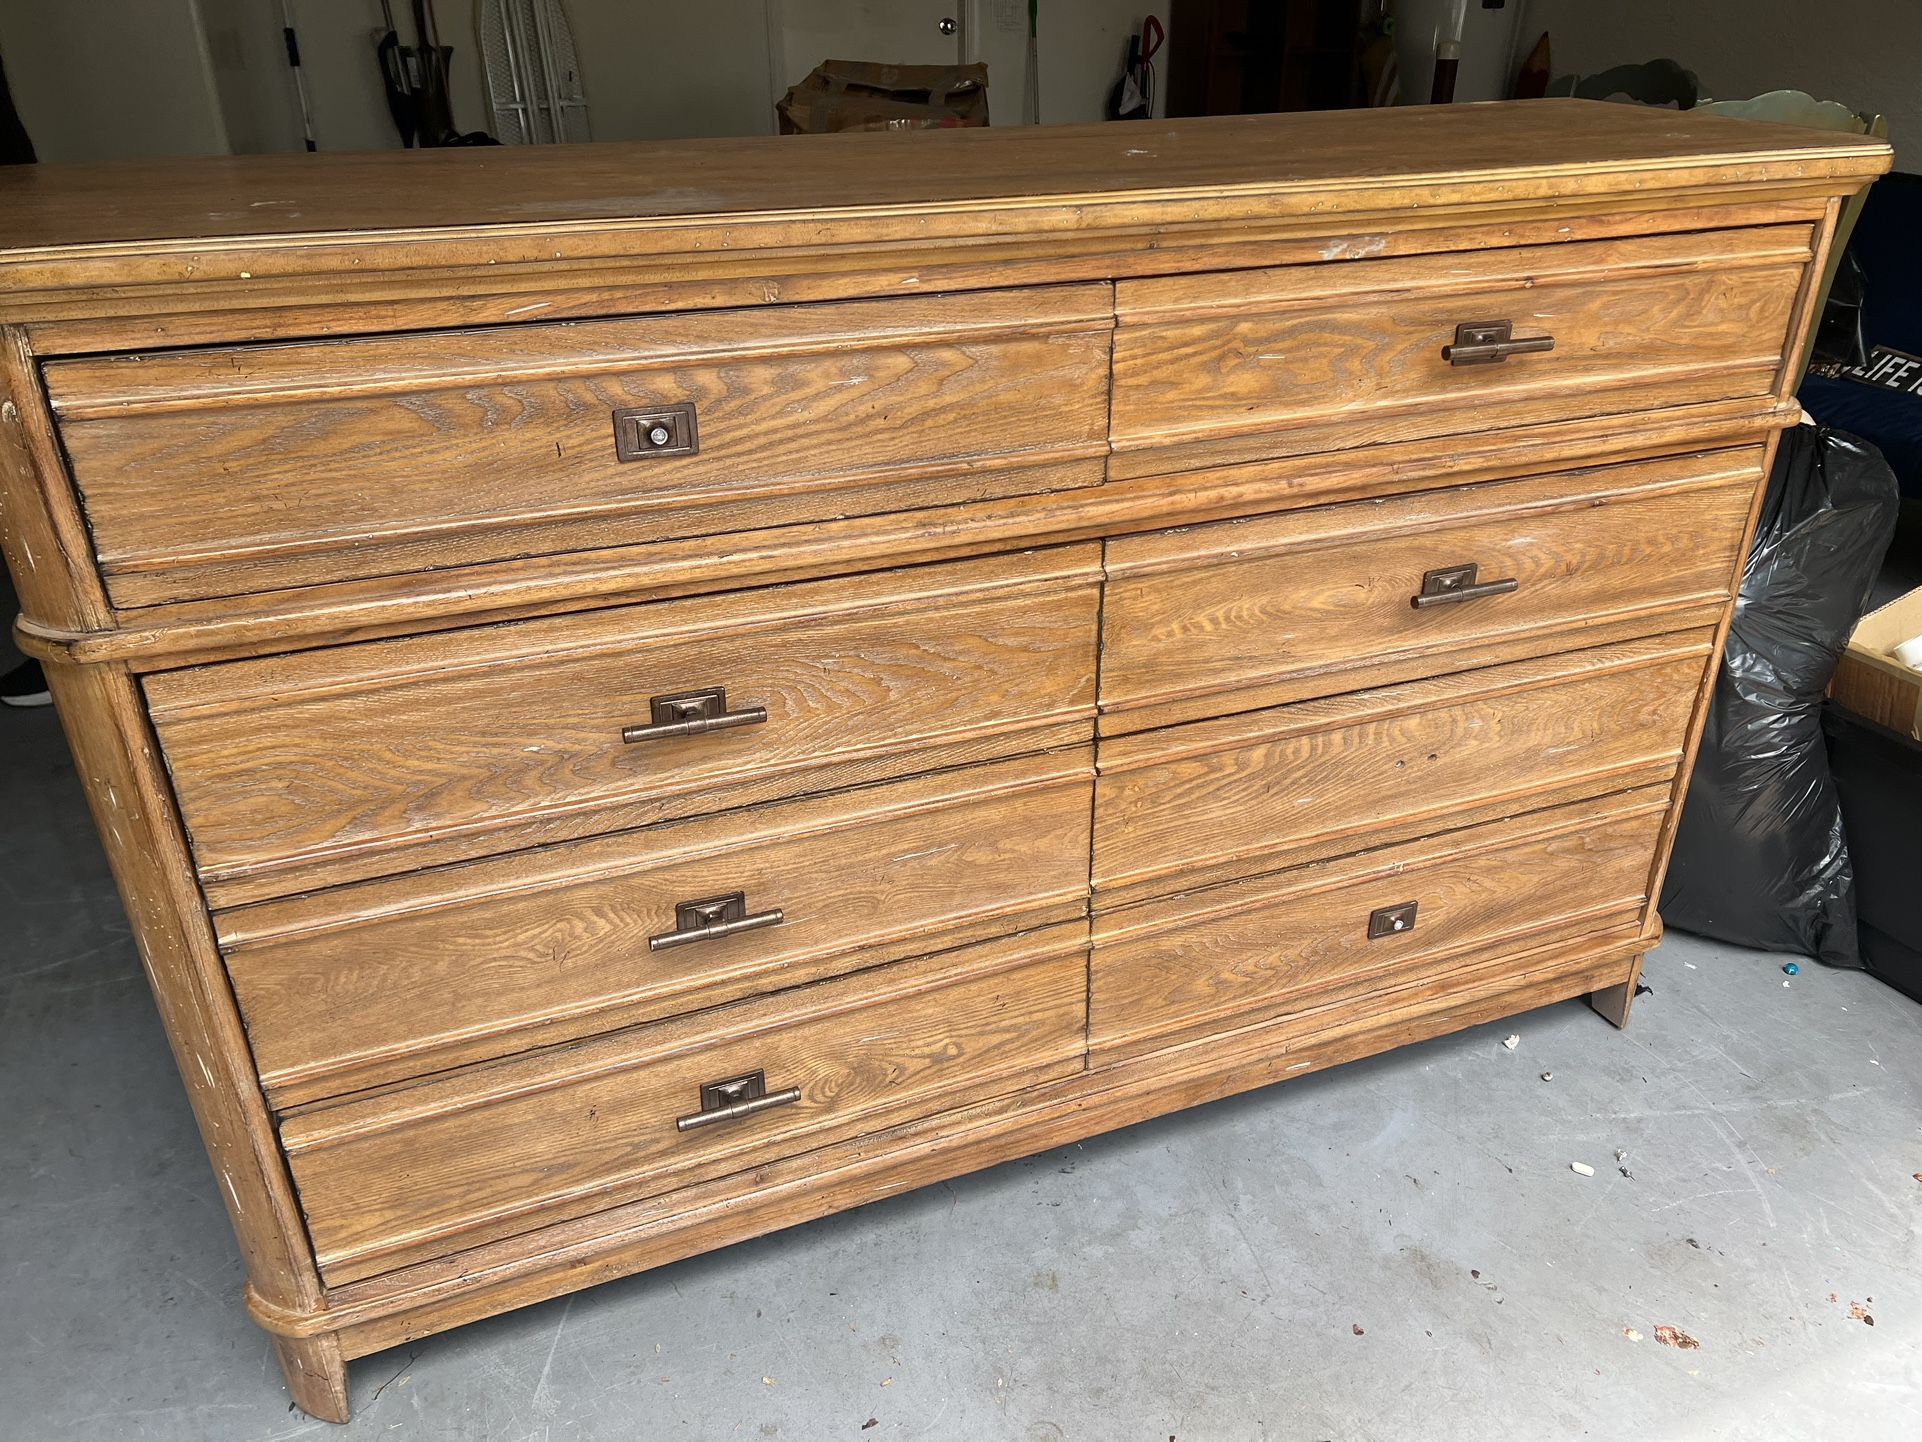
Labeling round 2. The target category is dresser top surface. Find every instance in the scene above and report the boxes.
[0,99,1887,255]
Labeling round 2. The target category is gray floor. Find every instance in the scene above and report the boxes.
[4,702,1921,1442]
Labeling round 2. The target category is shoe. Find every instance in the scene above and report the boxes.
[0,659,51,708]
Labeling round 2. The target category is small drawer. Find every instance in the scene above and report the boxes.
[1098,448,1759,734]
[1094,631,1712,908]
[1089,790,1667,1062]
[46,285,1115,605]
[145,546,1101,903]
[277,924,1090,1285]
[220,750,1094,1105]
[1109,225,1810,477]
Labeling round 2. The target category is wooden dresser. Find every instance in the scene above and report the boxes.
[0,102,1887,1421]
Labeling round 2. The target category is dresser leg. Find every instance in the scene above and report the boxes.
[1587,954,1645,1030]
[274,1333,351,1424]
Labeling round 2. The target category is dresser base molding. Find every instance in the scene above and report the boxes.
[241,922,1651,1406]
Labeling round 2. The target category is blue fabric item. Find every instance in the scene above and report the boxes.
[1799,172,1922,500]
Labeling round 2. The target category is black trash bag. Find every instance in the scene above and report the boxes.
[1660,424,1900,967]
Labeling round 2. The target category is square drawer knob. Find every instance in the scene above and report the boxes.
[613,402,699,459]
[1368,901,1420,939]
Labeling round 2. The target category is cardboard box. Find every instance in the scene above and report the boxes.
[778,60,989,134]
[1831,585,1922,740]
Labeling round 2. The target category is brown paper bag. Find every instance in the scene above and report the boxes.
[778,60,989,134]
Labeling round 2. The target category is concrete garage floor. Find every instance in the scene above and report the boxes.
[3,702,1921,1442]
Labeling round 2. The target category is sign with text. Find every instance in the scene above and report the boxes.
[1845,346,1922,397]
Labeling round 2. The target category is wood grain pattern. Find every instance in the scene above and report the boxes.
[0,103,1885,350]
[279,924,1090,1285]
[25,400,1794,673]
[2,104,1875,253]
[272,1335,350,1425]
[1111,226,1809,475]
[0,329,112,631]
[223,750,1094,1106]
[23,199,1851,358]
[145,547,1100,902]
[0,106,1884,1422]
[33,659,341,1405]
[1090,789,1668,1059]
[1093,630,1713,906]
[50,288,1112,605]
[1099,448,1765,733]
[274,920,1653,1357]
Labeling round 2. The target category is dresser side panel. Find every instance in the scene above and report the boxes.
[38,661,328,1322]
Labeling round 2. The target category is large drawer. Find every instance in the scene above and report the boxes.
[1089,789,1668,1062]
[1109,225,1810,477]
[145,546,1101,903]
[278,924,1090,1285]
[1098,448,1759,734]
[221,750,1094,1106]
[46,285,1115,606]
[1094,631,1711,908]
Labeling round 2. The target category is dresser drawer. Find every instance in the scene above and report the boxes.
[1090,790,1666,1061]
[1099,448,1759,733]
[1109,225,1810,478]
[1094,631,1711,908]
[221,750,1094,1105]
[46,286,1114,606]
[145,547,1100,903]
[278,925,1089,1284]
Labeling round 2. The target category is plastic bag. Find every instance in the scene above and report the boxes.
[1660,424,1900,966]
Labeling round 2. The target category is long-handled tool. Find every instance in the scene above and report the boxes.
[376,0,419,146]
[1023,0,1041,126]
[412,0,457,146]
[277,0,318,150]
[1106,13,1162,120]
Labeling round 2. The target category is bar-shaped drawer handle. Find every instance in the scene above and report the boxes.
[1441,320,1555,366]
[676,1069,802,1133]
[622,686,767,744]
[648,891,784,952]
[1411,562,1519,609]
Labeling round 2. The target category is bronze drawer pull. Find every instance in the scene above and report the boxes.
[1441,320,1555,366]
[622,686,767,744]
[676,1070,802,1133]
[648,891,785,952]
[1411,562,1519,609]
[613,401,698,459]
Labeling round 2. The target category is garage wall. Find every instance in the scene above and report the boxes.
[985,1,1172,127]
[199,0,305,153]
[0,0,229,161]
[0,0,1168,161]
[1522,0,1917,170]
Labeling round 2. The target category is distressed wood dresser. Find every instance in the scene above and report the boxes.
[0,102,1887,1420]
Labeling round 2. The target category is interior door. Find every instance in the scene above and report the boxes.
[775,0,970,87]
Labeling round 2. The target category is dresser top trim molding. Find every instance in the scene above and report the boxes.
[0,101,1886,350]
